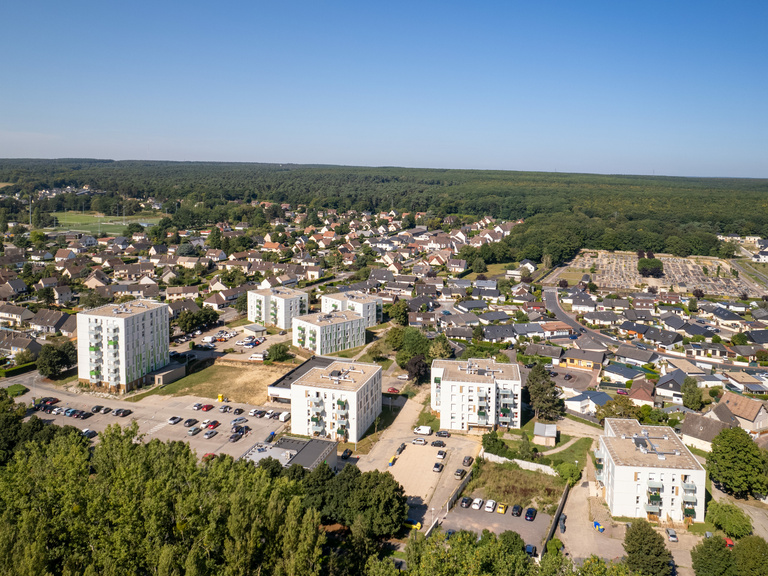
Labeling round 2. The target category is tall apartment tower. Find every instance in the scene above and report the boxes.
[247,287,308,330]
[77,300,169,393]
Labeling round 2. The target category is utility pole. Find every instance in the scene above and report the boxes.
[29,194,32,227]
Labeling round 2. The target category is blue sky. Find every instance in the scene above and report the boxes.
[1,1,766,177]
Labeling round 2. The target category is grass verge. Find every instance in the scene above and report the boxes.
[337,403,401,455]
[565,413,603,429]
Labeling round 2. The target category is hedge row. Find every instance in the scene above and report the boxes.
[0,362,37,378]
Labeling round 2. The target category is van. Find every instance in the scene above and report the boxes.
[414,426,433,435]
[202,336,215,344]
[279,412,291,422]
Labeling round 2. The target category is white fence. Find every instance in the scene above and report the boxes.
[479,448,558,476]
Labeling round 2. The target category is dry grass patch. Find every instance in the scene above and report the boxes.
[466,459,564,514]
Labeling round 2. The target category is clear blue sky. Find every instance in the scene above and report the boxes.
[1,1,766,177]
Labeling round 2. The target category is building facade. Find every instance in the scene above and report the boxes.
[292,310,365,355]
[594,419,706,523]
[77,300,170,393]
[320,291,383,328]
[290,361,382,443]
[430,358,522,431]
[247,287,308,330]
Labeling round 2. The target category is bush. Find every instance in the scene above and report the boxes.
[706,501,753,538]
[5,384,28,397]
[555,462,581,486]
[0,362,37,378]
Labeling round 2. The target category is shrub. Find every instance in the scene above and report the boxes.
[6,384,28,397]
[555,462,581,486]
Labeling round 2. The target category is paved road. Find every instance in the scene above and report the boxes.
[441,503,550,551]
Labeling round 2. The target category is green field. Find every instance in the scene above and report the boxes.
[48,211,163,236]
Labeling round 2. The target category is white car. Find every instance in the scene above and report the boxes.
[249,408,258,416]
[244,336,255,342]
[471,498,484,510]
[265,410,275,418]
[437,450,446,459]
[235,340,246,346]
[249,354,263,361]
[200,419,211,428]
[484,500,497,513]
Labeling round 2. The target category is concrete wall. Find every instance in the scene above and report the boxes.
[479,448,557,476]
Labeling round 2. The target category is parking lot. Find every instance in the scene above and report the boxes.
[11,379,285,460]
[441,500,551,552]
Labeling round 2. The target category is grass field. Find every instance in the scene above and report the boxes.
[48,211,163,236]
[467,459,565,514]
[464,262,510,280]
[126,363,293,405]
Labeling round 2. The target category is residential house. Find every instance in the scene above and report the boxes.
[680,413,733,452]
[29,309,70,333]
[561,349,606,371]
[564,390,612,415]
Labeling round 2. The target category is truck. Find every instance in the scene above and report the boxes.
[279,411,291,422]
[413,426,433,435]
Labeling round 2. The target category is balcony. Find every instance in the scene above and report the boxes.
[477,397,488,407]
[682,482,696,492]
[595,470,604,483]
[498,415,511,424]
[309,397,322,407]
[648,493,662,503]
[647,480,663,490]
[644,504,660,514]
[683,494,697,504]
[310,424,324,434]
[334,406,348,417]
[337,417,348,427]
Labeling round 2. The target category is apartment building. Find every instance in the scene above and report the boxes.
[77,300,170,393]
[594,419,706,523]
[247,287,308,330]
[320,291,382,328]
[292,310,365,355]
[430,358,522,431]
[291,361,382,443]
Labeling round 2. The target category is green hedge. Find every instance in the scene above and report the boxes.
[5,383,28,397]
[0,362,37,378]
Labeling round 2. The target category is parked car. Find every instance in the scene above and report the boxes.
[91,405,104,413]
[497,503,508,514]
[101,406,112,414]
[82,429,98,439]
[203,430,218,439]
[433,462,444,473]
[119,409,132,417]
[341,449,353,460]
[436,430,450,438]
[471,498,484,510]
[201,404,214,412]
[617,389,628,395]
[666,528,678,542]
[229,432,243,442]
[231,417,247,426]
[168,416,183,425]
[187,426,201,436]
[437,450,446,459]
[563,374,572,381]
[192,403,203,410]
[219,405,232,413]
[396,443,406,455]
[233,408,244,415]
[387,387,400,394]
[412,438,427,445]
[454,469,466,480]
[183,418,198,427]
[112,409,123,417]
[207,420,220,429]
[431,440,446,447]
[265,410,275,419]
[525,545,537,558]
[462,456,473,467]
[525,508,537,521]
[460,496,472,508]
[484,500,497,513]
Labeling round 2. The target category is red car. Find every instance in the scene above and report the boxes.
[201,404,214,412]
[387,387,400,394]
[207,420,220,429]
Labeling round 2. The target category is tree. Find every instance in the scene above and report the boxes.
[472,258,487,273]
[389,300,409,326]
[37,287,54,306]
[709,428,768,496]
[692,288,705,299]
[428,334,452,359]
[36,343,75,378]
[705,501,753,538]
[690,535,734,576]
[638,258,664,278]
[688,297,698,313]
[268,342,291,362]
[526,365,564,421]
[731,332,748,346]
[233,292,248,314]
[732,535,768,576]
[596,395,640,423]
[556,462,581,486]
[623,518,673,576]
[405,355,428,382]
[682,376,703,411]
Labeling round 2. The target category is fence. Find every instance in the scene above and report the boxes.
[479,448,557,476]
[543,483,571,551]
[444,467,474,514]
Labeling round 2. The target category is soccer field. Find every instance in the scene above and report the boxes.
[48,211,163,236]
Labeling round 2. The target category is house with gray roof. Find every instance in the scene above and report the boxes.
[681,413,733,452]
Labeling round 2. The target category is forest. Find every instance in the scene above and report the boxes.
[2,159,768,263]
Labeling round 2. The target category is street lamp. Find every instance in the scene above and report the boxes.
[431,507,435,526]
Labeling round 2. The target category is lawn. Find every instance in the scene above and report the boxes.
[48,211,163,236]
[464,263,510,280]
[565,413,603,429]
[357,353,393,370]
[337,402,402,455]
[125,363,292,405]
[416,394,440,431]
[226,317,252,328]
[328,345,366,359]
[466,459,565,514]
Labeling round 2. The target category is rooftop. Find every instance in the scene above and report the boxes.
[80,299,167,317]
[241,437,337,471]
[431,358,521,384]
[293,360,381,392]
[602,419,703,471]
[295,310,363,326]
[323,290,380,304]
[251,286,306,299]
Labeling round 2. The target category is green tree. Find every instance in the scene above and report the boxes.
[389,300,409,326]
[36,343,74,378]
[596,395,640,423]
[638,258,664,278]
[705,501,753,538]
[731,332,748,346]
[268,342,291,362]
[682,376,703,411]
[526,364,564,421]
[732,535,768,576]
[691,535,735,576]
[37,287,54,306]
[623,518,673,576]
[472,258,487,273]
[556,462,581,487]
[428,333,452,359]
[709,428,768,496]
[233,292,248,314]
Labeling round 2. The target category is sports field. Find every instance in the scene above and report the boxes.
[48,211,163,236]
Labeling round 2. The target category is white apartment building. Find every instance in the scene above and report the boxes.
[430,358,522,431]
[247,287,308,330]
[292,310,365,355]
[291,361,382,443]
[78,300,170,393]
[320,291,382,328]
[595,419,706,523]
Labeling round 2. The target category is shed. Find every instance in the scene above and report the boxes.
[533,422,558,447]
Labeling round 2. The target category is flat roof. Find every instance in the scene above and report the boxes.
[241,437,337,471]
[269,356,346,390]
[80,299,167,317]
[323,290,380,304]
[250,287,306,299]
[602,419,703,471]
[295,310,362,326]
[293,360,381,392]
[432,358,521,384]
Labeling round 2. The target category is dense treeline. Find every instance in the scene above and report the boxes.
[2,159,768,262]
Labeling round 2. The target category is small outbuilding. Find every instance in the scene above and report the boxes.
[533,422,558,447]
